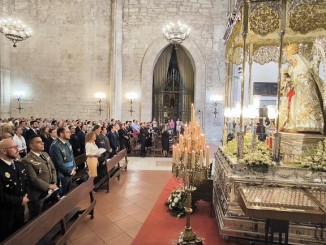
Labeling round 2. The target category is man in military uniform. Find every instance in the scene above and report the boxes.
[22,135,57,220]
[0,138,29,242]
[49,127,76,196]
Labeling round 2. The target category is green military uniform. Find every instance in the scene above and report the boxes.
[22,151,57,220]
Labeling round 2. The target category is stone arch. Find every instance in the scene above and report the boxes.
[140,36,206,122]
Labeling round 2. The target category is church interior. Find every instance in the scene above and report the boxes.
[1,0,326,244]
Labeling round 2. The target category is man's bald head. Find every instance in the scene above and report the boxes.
[0,138,19,160]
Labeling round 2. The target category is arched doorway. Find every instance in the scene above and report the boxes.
[152,45,194,123]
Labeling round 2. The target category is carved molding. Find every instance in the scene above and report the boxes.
[289,2,326,34]
[249,5,280,36]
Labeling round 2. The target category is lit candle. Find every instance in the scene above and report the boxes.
[177,148,181,164]
[187,137,191,151]
[192,150,195,168]
[183,149,188,165]
[199,149,203,167]
[206,146,210,167]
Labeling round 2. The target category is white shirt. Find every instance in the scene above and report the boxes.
[13,134,27,152]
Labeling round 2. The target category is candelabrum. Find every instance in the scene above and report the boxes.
[210,95,223,118]
[171,104,210,245]
[126,92,137,117]
[94,92,106,115]
[14,91,25,113]
[128,99,135,116]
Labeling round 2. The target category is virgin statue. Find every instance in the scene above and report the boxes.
[280,43,325,134]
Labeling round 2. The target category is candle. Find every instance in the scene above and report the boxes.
[199,149,203,167]
[206,146,210,167]
[187,137,191,151]
[177,149,181,164]
[192,150,195,168]
[184,149,188,165]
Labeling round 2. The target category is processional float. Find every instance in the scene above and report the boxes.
[216,0,326,244]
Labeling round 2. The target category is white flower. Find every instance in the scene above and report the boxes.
[174,197,179,203]
[172,202,175,207]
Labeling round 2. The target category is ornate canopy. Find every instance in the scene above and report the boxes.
[225,0,326,65]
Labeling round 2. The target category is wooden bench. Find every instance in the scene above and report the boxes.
[3,177,96,245]
[94,148,128,193]
[73,153,87,182]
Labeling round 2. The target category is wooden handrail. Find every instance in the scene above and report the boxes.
[3,177,95,245]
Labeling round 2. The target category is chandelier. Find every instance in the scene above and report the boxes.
[162,21,190,46]
[0,17,32,47]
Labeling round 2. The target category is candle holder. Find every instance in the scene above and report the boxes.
[171,104,210,245]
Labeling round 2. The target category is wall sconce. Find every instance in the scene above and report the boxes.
[94,92,106,115]
[210,95,223,118]
[126,92,137,116]
[14,91,25,113]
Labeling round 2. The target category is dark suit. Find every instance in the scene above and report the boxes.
[107,131,119,157]
[139,127,149,156]
[77,131,86,154]
[25,128,40,144]
[22,151,57,220]
[49,139,75,196]
[69,133,81,156]
[118,129,129,150]
[44,137,55,154]
[0,159,27,242]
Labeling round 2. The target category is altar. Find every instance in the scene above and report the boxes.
[213,148,326,244]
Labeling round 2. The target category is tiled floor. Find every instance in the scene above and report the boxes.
[67,158,172,245]
[68,144,218,245]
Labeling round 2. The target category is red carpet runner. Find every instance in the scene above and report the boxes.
[133,176,238,245]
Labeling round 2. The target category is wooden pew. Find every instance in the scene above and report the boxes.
[94,148,128,193]
[2,177,96,245]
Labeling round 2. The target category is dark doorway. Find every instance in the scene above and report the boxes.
[152,45,194,123]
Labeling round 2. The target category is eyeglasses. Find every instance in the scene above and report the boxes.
[4,145,19,150]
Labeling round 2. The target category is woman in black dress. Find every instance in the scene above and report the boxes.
[161,124,170,157]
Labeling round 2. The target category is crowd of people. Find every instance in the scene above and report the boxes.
[0,116,185,241]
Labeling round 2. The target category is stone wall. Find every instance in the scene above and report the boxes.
[121,0,228,141]
[0,0,228,142]
[1,0,112,120]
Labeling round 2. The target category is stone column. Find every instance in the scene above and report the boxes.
[0,1,11,118]
[110,0,123,120]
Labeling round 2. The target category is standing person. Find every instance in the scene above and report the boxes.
[152,118,158,133]
[25,120,40,147]
[0,138,29,242]
[69,126,81,157]
[176,118,181,137]
[98,126,112,160]
[77,124,87,155]
[139,123,149,157]
[22,135,57,220]
[44,128,57,154]
[107,124,119,157]
[13,126,27,158]
[85,131,100,178]
[169,118,175,135]
[118,123,129,150]
[49,127,76,196]
[161,124,170,157]
[39,126,50,154]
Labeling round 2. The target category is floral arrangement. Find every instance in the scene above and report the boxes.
[166,189,187,218]
[223,133,274,171]
[301,139,326,172]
